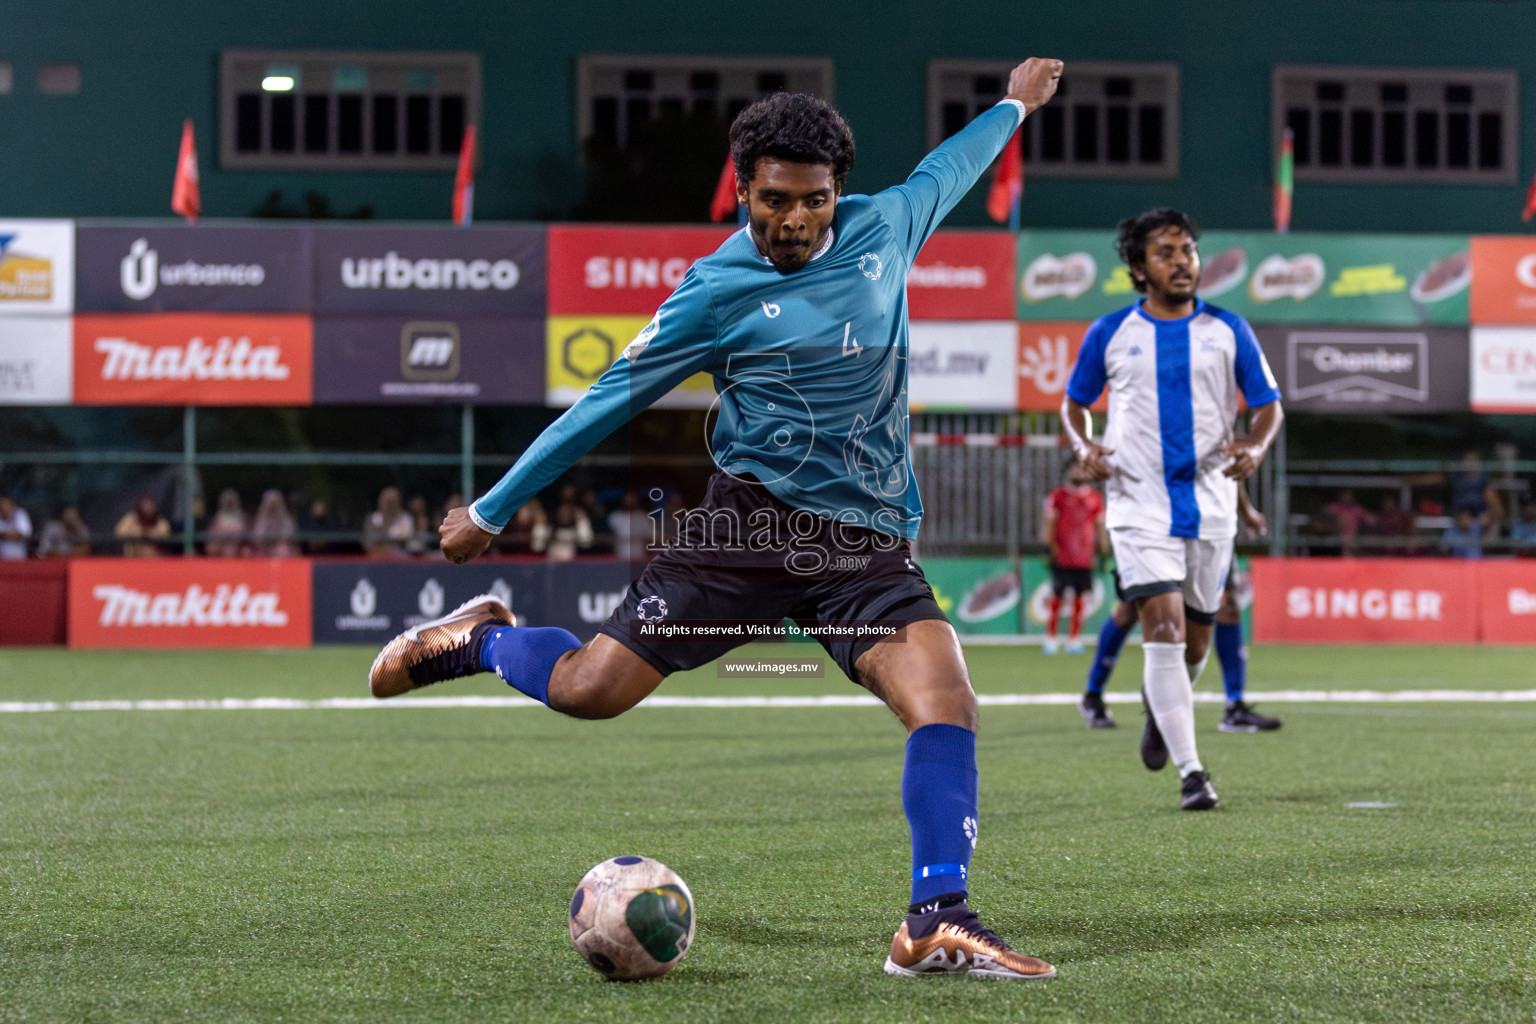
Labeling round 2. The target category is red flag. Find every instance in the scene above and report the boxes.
[1523,167,1536,222]
[709,155,738,223]
[985,129,1023,229]
[453,124,477,226]
[1274,128,1295,234]
[170,119,200,223]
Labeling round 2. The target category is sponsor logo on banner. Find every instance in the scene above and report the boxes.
[1250,557,1478,643]
[0,220,73,315]
[1470,236,1536,324]
[1015,322,1103,412]
[0,317,73,404]
[1257,327,1468,413]
[1248,253,1325,302]
[73,313,313,405]
[312,316,543,403]
[313,227,546,315]
[1470,327,1536,412]
[907,232,1014,319]
[547,226,733,315]
[907,321,1017,411]
[544,315,714,408]
[68,558,311,648]
[75,225,311,312]
[1020,252,1096,301]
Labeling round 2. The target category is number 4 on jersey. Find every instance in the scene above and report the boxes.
[842,322,862,357]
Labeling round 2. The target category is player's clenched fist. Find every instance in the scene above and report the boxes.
[1007,58,1065,116]
[439,506,494,564]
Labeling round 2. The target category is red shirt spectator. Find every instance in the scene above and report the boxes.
[1044,481,1104,570]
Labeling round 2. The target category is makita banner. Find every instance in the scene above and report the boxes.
[313,316,544,403]
[75,224,311,312]
[1254,326,1469,413]
[907,231,1015,320]
[73,313,313,405]
[312,559,633,646]
[313,226,546,316]
[907,321,1018,411]
[546,225,734,315]
[0,219,74,316]
[0,316,73,404]
[1250,557,1480,644]
[68,558,312,648]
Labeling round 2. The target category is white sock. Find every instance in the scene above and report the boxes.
[1143,641,1204,776]
[1186,651,1210,686]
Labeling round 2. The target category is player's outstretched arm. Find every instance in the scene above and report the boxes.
[1221,401,1284,480]
[1061,396,1114,482]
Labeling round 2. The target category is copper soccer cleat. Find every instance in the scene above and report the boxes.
[368,594,516,698]
[884,904,1056,981]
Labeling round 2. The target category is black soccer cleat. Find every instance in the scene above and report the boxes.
[1139,690,1168,771]
[1179,769,1220,810]
[1078,691,1116,729]
[1219,700,1283,733]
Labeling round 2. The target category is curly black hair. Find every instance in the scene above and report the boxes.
[729,92,855,191]
[1114,207,1200,293]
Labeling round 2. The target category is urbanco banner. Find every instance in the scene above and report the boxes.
[75,224,312,312]
[313,225,546,316]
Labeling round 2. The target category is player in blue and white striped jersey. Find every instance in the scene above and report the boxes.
[1062,208,1284,811]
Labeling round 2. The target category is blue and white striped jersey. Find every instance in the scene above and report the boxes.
[1065,300,1281,540]
[471,100,1027,540]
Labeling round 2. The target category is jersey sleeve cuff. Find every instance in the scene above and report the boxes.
[996,98,1027,124]
[467,502,503,535]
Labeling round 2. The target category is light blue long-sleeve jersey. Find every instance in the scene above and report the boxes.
[471,100,1025,540]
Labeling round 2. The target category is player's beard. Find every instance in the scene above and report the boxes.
[748,213,823,275]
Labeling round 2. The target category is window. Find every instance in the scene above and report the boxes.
[928,60,1179,179]
[0,63,12,95]
[576,55,834,150]
[37,62,81,96]
[1273,66,1518,184]
[219,50,479,170]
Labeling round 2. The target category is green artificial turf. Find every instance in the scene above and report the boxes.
[1,644,1533,1023]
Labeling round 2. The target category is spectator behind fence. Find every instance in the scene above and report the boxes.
[1448,451,1505,535]
[497,499,550,554]
[362,486,414,560]
[1325,488,1374,555]
[0,495,32,560]
[405,495,433,556]
[547,494,594,562]
[299,497,336,554]
[206,488,249,557]
[115,494,171,557]
[37,506,91,558]
[1439,509,1484,559]
[250,489,298,557]
[609,489,652,560]
[1372,493,1419,555]
[1511,504,1536,555]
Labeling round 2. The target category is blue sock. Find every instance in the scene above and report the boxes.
[903,724,978,906]
[1215,621,1246,702]
[478,625,581,706]
[1085,614,1131,694]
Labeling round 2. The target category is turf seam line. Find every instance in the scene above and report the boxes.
[3,690,1536,713]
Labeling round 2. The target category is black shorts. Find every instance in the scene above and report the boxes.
[1050,563,1093,597]
[598,473,948,681]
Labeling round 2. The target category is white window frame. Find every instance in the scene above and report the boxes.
[927,59,1179,180]
[219,49,480,171]
[575,54,834,150]
[1272,65,1519,185]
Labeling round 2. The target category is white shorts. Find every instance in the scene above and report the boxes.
[1110,528,1234,618]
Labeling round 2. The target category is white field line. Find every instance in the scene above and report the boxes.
[2,690,1536,714]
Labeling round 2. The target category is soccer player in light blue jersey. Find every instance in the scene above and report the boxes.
[370,59,1065,980]
[1062,209,1284,811]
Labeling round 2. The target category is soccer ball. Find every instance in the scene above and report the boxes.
[569,856,695,980]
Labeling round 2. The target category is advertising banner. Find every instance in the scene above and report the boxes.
[547,225,734,316]
[313,316,544,403]
[75,224,312,312]
[922,557,1023,635]
[907,231,1015,320]
[1469,236,1536,325]
[1254,326,1469,413]
[73,313,313,405]
[68,558,312,649]
[0,317,73,404]
[1195,231,1470,327]
[312,559,633,645]
[1016,321,1105,413]
[0,219,74,315]
[544,314,715,408]
[1477,561,1536,644]
[1469,327,1536,412]
[1020,557,1118,638]
[907,321,1018,411]
[313,226,546,316]
[1250,557,1479,644]
[1014,230,1471,326]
